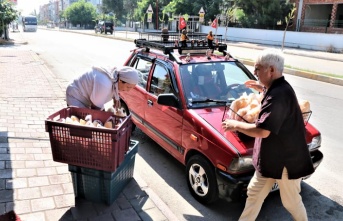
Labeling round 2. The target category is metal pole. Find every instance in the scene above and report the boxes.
[156,0,158,30]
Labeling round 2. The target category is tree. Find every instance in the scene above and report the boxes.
[64,0,97,27]
[234,0,293,29]
[123,0,138,25]
[102,0,124,23]
[282,5,296,50]
[0,0,18,40]
[163,0,221,25]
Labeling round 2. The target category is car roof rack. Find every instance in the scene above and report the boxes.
[135,32,228,61]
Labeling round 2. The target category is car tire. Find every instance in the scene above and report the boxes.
[186,155,218,204]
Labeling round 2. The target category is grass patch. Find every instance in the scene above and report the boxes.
[285,65,343,79]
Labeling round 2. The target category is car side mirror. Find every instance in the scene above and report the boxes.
[157,93,180,109]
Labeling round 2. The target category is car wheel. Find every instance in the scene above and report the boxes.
[186,155,218,204]
[120,100,136,132]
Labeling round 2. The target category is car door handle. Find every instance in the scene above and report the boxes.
[147,100,153,106]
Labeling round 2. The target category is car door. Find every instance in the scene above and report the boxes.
[144,61,183,160]
[122,55,152,126]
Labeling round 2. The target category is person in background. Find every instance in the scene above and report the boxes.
[180,29,189,47]
[207,31,214,50]
[66,66,139,110]
[222,48,314,221]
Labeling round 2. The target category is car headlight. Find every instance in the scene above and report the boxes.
[228,156,254,173]
[308,135,321,151]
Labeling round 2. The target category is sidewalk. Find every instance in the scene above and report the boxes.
[0,35,179,220]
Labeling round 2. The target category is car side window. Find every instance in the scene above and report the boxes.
[132,58,152,89]
[149,64,171,96]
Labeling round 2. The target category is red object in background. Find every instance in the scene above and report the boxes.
[211,18,218,28]
[179,17,186,30]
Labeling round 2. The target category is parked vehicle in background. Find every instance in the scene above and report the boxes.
[22,15,37,32]
[119,33,324,204]
[94,21,113,35]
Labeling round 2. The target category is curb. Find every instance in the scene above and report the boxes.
[134,174,180,221]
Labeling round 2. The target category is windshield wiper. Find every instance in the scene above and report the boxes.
[190,98,228,104]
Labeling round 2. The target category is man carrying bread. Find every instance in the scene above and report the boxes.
[222,49,314,221]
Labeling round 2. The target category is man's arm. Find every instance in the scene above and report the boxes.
[222,119,270,138]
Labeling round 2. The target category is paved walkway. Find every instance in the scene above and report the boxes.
[0,34,178,221]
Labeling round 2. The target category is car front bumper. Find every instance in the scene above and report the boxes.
[216,150,324,202]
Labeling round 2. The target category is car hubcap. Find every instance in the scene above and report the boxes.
[188,163,209,196]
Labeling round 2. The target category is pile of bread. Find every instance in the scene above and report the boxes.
[228,92,311,123]
[57,107,127,129]
[228,93,263,123]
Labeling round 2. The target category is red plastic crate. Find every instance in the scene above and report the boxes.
[45,107,132,172]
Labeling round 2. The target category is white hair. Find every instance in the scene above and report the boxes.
[255,49,284,73]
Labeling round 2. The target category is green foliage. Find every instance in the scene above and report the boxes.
[102,0,124,22]
[64,0,97,26]
[0,0,18,25]
[235,0,293,29]
[95,13,116,24]
[0,0,18,36]
[124,0,138,21]
[282,4,296,50]
[163,0,222,23]
[285,4,296,29]
[58,0,296,30]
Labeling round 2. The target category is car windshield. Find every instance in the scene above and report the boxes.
[179,61,258,108]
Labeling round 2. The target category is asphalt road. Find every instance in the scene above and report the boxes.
[14,28,343,221]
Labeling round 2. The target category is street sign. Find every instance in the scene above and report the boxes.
[199,14,204,23]
[147,13,152,23]
[199,7,205,14]
[146,4,153,13]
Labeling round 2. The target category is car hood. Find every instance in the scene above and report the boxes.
[191,107,254,155]
[192,107,227,133]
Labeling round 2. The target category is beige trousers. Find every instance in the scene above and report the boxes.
[238,168,308,221]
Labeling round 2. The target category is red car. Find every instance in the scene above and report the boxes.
[119,33,323,204]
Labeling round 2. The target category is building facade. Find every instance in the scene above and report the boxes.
[294,0,343,34]
[38,0,101,27]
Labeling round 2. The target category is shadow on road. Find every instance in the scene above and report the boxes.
[132,129,343,221]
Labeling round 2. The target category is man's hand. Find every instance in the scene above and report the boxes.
[245,80,264,92]
[222,119,238,131]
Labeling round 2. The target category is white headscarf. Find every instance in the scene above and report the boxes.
[92,66,139,101]
[117,66,139,85]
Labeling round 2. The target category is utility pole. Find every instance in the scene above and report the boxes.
[156,0,158,30]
